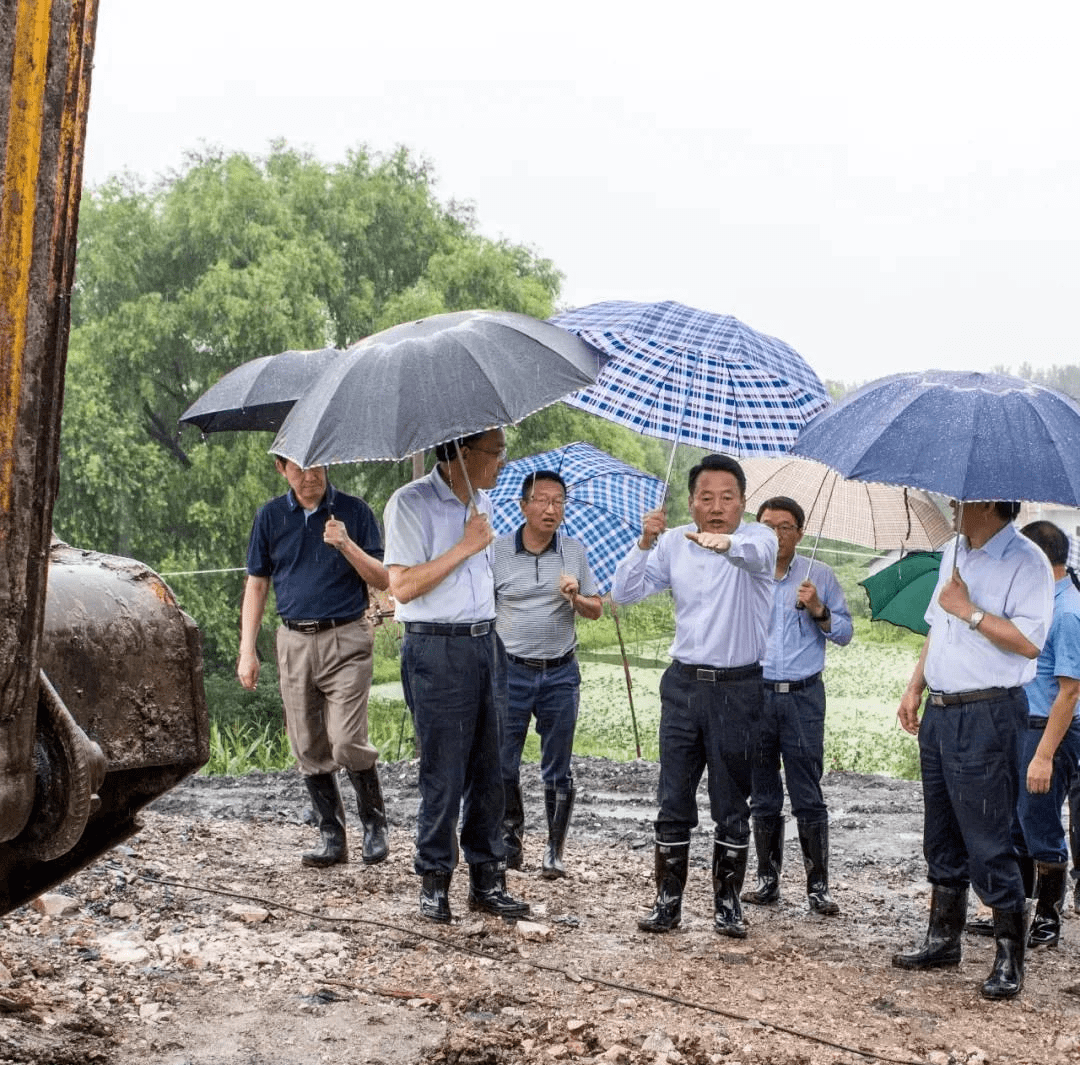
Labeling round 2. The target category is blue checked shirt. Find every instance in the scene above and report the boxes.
[761,555,852,682]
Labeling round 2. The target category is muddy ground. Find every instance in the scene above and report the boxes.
[3,757,1080,1065]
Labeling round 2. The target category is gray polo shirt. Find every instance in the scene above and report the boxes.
[491,527,598,659]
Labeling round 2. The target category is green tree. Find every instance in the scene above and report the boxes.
[57,142,562,668]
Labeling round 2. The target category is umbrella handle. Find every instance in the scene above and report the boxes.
[609,600,642,760]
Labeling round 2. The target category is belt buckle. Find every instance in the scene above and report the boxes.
[470,622,490,637]
[774,681,792,693]
[293,620,319,634]
[696,668,716,683]
[928,692,946,706]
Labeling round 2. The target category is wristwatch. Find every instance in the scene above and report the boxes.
[813,604,831,625]
[968,608,986,631]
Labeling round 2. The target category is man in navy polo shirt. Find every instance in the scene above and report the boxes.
[239,456,390,870]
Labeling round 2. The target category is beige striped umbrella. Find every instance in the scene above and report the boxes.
[741,456,952,551]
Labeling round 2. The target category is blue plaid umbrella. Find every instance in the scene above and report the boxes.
[489,441,665,595]
[552,300,829,466]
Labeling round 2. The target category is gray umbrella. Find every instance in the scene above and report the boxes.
[179,347,341,433]
[271,310,599,467]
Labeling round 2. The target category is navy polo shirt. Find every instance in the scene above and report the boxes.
[246,483,383,621]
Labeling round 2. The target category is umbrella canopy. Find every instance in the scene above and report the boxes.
[740,456,953,551]
[488,442,665,596]
[271,310,598,466]
[179,347,340,433]
[859,551,943,636]
[791,369,1080,505]
[552,299,829,457]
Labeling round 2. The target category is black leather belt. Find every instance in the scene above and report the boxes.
[404,621,493,637]
[764,672,821,694]
[506,649,576,671]
[927,686,1013,706]
[1029,716,1049,730]
[672,661,762,683]
[281,615,362,634]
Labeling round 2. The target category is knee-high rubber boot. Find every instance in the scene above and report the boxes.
[302,773,348,868]
[467,861,530,918]
[741,816,784,905]
[798,820,839,915]
[981,908,1027,1000]
[638,833,690,933]
[712,837,749,939]
[502,780,525,871]
[542,785,575,880]
[419,871,452,924]
[969,855,1035,936]
[347,766,389,865]
[891,884,966,969]
[1028,861,1068,947]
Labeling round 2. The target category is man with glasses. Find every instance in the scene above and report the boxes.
[492,471,603,879]
[741,496,852,916]
[384,427,529,924]
[612,455,777,938]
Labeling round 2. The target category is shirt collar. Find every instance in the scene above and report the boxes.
[514,525,559,555]
[970,520,1016,560]
[286,482,335,513]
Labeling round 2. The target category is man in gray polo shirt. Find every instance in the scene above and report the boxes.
[492,470,603,878]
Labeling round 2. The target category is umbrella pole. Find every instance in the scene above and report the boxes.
[609,600,642,759]
[798,472,839,606]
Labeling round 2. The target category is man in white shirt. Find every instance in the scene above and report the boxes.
[612,455,777,938]
[383,428,529,925]
[892,500,1054,1001]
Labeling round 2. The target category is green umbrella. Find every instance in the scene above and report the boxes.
[858,551,942,636]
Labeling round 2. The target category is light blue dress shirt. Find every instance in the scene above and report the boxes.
[761,555,853,682]
[611,520,777,668]
[923,523,1054,693]
[1025,577,1080,719]
[383,468,496,624]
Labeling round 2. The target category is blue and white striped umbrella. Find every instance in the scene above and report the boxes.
[552,300,829,459]
[489,442,665,596]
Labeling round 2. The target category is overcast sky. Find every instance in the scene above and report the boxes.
[81,0,1080,385]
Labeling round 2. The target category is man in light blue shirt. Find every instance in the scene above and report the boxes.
[384,428,529,925]
[742,496,852,917]
[612,454,776,939]
[893,500,1053,1002]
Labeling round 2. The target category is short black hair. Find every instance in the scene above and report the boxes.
[434,431,489,463]
[993,501,1022,522]
[1021,520,1069,567]
[521,470,567,501]
[688,454,746,497]
[756,496,805,530]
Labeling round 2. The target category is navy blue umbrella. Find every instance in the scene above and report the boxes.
[791,370,1080,505]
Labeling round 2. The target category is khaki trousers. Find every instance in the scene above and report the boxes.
[276,618,378,775]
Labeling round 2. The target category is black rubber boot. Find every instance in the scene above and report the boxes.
[1028,861,1067,948]
[301,773,348,867]
[502,779,525,871]
[965,913,995,937]
[712,837,749,939]
[419,871,452,924]
[981,908,1027,1000]
[467,861,530,919]
[346,766,389,865]
[741,816,784,905]
[892,883,966,969]
[798,820,839,915]
[542,785,575,880]
[638,832,690,933]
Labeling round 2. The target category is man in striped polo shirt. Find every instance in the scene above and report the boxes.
[492,471,603,879]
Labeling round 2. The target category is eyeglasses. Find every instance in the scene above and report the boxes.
[527,496,565,510]
[763,522,799,534]
[471,446,507,461]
